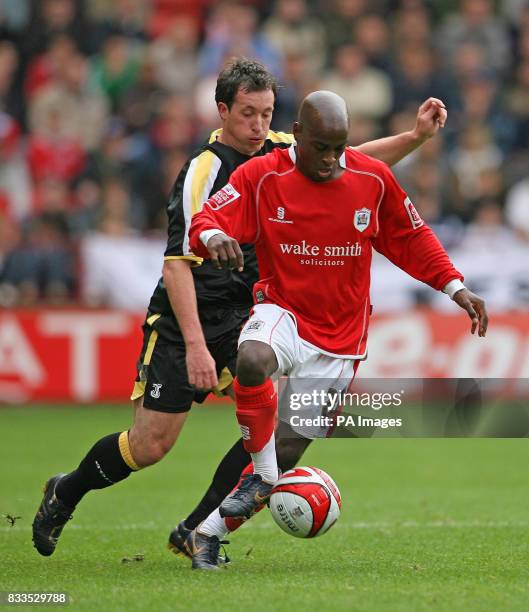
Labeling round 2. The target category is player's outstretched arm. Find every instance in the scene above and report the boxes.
[452,288,488,337]
[355,97,447,166]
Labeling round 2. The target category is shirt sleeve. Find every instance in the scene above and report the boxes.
[164,149,222,265]
[372,166,463,291]
[189,163,259,258]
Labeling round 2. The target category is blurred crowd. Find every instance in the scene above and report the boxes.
[0,0,528,310]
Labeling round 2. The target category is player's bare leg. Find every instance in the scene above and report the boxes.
[32,396,187,556]
[129,398,188,467]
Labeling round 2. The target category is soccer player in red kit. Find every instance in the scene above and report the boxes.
[187,90,488,567]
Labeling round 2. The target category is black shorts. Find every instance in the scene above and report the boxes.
[131,307,248,413]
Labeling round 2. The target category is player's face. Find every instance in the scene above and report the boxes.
[293,122,348,182]
[218,87,275,156]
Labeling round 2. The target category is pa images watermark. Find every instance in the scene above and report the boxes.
[278,378,529,438]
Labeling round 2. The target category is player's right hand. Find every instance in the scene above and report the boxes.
[207,234,244,271]
[186,343,218,390]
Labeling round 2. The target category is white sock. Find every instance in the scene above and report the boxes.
[197,509,229,539]
[251,432,278,484]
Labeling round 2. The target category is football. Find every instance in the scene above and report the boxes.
[269,466,341,538]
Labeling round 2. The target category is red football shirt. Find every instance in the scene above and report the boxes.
[189,146,462,357]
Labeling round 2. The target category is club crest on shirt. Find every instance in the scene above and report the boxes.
[354,207,371,232]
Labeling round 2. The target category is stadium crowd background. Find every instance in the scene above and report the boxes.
[0,0,528,313]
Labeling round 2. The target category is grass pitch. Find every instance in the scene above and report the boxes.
[1,404,528,611]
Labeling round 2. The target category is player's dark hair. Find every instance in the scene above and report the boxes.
[215,57,278,109]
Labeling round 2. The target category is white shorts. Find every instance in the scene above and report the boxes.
[238,304,358,438]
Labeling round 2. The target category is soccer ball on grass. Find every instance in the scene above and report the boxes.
[268,466,341,538]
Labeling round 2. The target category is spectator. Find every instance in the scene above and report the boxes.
[0,41,23,124]
[149,15,199,94]
[319,0,369,59]
[262,0,327,74]
[353,13,392,72]
[24,35,77,100]
[0,111,31,220]
[0,210,75,306]
[507,59,529,152]
[69,178,102,237]
[27,100,86,183]
[435,0,511,75]
[320,43,392,120]
[89,34,140,112]
[97,177,140,236]
[457,73,516,154]
[505,176,529,243]
[390,43,440,112]
[391,1,433,48]
[272,50,319,131]
[29,52,110,152]
[151,93,195,152]
[92,0,149,46]
[447,123,503,219]
[198,2,282,77]
[23,0,93,59]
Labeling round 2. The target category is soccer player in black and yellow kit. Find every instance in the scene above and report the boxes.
[32,58,448,561]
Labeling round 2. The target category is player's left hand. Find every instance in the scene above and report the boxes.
[452,289,488,337]
[413,97,447,141]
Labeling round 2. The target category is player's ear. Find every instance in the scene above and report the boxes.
[218,102,229,120]
[293,121,302,141]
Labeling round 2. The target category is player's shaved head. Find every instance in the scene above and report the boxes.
[297,90,349,133]
[293,91,349,182]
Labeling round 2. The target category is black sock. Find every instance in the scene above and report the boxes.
[184,437,250,530]
[55,432,136,508]
[276,437,312,472]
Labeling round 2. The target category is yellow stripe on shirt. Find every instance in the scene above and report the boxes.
[164,255,203,267]
[266,130,295,144]
[191,149,216,215]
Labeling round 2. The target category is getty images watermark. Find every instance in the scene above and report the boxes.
[277,378,529,438]
[288,388,404,430]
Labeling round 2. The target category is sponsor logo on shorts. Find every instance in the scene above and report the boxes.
[243,319,265,334]
[150,383,162,398]
[240,425,251,440]
[354,207,371,232]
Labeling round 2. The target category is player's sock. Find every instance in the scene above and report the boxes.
[234,377,278,483]
[251,432,278,483]
[183,438,250,530]
[55,431,139,507]
[197,509,229,540]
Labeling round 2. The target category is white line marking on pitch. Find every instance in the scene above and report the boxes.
[3,520,529,533]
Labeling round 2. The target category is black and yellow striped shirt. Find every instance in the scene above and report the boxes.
[147,129,294,336]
